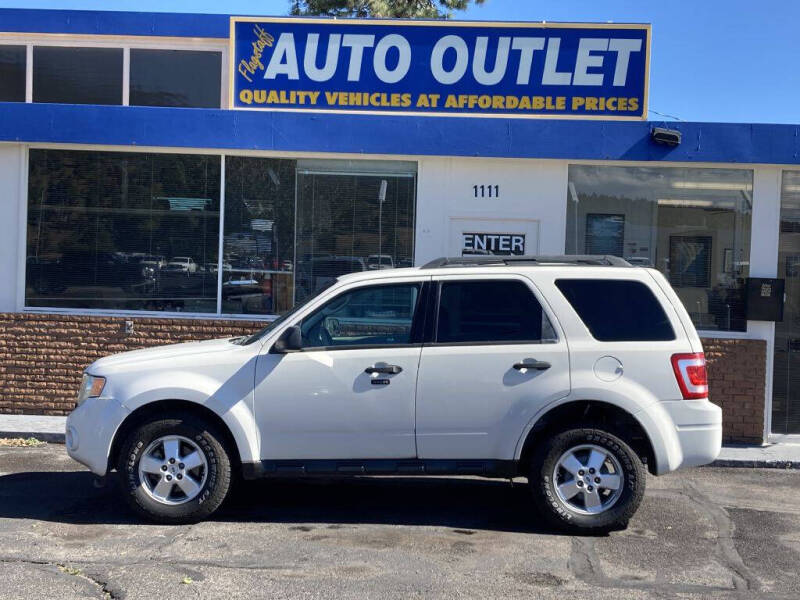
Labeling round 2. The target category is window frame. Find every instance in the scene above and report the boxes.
[295,280,431,352]
[427,275,561,347]
[19,145,420,321]
[32,45,125,106]
[128,47,224,109]
[0,33,228,108]
[23,146,223,315]
[0,43,27,102]
[293,168,418,307]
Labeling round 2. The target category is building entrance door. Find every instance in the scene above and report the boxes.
[773,172,800,434]
[449,217,540,257]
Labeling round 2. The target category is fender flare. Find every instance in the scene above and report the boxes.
[115,378,259,465]
[512,392,683,475]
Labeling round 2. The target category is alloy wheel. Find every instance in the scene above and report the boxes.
[552,443,624,515]
[137,435,208,506]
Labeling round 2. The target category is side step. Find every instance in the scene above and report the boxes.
[241,459,518,480]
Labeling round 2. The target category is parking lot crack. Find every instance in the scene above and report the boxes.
[681,481,762,593]
[0,556,55,570]
[58,564,121,600]
[0,557,120,599]
[149,523,196,558]
[569,537,600,580]
[569,536,739,596]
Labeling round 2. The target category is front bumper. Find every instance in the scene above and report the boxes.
[65,396,130,476]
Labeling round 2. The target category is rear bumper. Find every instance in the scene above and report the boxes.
[639,399,722,474]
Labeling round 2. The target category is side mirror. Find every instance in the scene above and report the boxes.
[270,325,302,354]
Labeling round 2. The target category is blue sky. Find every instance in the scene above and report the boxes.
[1,0,797,123]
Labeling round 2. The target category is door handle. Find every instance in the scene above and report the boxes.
[365,365,403,375]
[513,360,551,371]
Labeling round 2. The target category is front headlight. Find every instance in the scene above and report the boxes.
[76,373,106,406]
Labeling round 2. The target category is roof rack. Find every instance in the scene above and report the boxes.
[420,255,632,269]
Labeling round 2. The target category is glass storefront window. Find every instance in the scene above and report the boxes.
[566,165,753,332]
[26,149,220,312]
[772,171,800,434]
[130,49,222,108]
[295,163,416,304]
[33,46,123,105]
[0,45,26,102]
[222,157,297,315]
[24,151,417,316]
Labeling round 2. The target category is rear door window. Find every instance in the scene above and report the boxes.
[555,279,675,341]
[435,280,557,344]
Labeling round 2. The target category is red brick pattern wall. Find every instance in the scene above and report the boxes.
[0,313,264,415]
[0,314,768,443]
[701,337,766,444]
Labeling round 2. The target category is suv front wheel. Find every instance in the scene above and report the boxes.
[529,427,645,532]
[117,414,233,524]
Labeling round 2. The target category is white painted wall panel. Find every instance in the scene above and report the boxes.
[415,157,568,264]
[751,166,782,439]
[0,144,22,312]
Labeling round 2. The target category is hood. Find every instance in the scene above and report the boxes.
[89,337,241,373]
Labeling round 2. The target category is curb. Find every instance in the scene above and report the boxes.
[0,431,65,444]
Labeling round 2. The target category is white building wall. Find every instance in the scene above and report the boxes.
[415,156,568,263]
[0,144,22,313]
[750,166,782,440]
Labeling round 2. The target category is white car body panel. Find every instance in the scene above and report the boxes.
[68,338,262,475]
[252,273,428,459]
[416,273,570,459]
[66,262,721,480]
[416,341,570,458]
[254,346,420,459]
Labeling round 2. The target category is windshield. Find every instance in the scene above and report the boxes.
[238,280,337,345]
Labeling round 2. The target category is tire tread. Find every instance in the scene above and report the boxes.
[116,414,232,524]
[529,425,646,533]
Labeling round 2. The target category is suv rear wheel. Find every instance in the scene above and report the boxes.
[529,427,645,532]
[117,415,232,524]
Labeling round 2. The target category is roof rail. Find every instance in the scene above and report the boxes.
[420,255,632,269]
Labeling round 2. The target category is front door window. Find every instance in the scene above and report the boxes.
[300,283,421,348]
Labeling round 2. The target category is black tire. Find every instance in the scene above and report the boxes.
[529,427,645,533]
[117,414,232,524]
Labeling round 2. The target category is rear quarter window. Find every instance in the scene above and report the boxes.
[555,279,675,341]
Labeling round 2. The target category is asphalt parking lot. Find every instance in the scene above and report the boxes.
[0,444,798,600]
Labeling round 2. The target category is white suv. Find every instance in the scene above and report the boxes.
[66,255,722,531]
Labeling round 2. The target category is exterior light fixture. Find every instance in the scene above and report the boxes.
[650,127,682,147]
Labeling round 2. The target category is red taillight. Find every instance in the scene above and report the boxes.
[671,352,708,399]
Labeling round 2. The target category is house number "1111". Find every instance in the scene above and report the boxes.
[473,184,500,198]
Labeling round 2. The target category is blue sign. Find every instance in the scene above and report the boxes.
[230,18,650,119]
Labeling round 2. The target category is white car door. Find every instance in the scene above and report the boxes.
[254,277,428,460]
[415,273,571,460]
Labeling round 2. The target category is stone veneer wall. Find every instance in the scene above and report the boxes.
[701,337,766,444]
[0,313,768,443]
[0,313,263,415]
